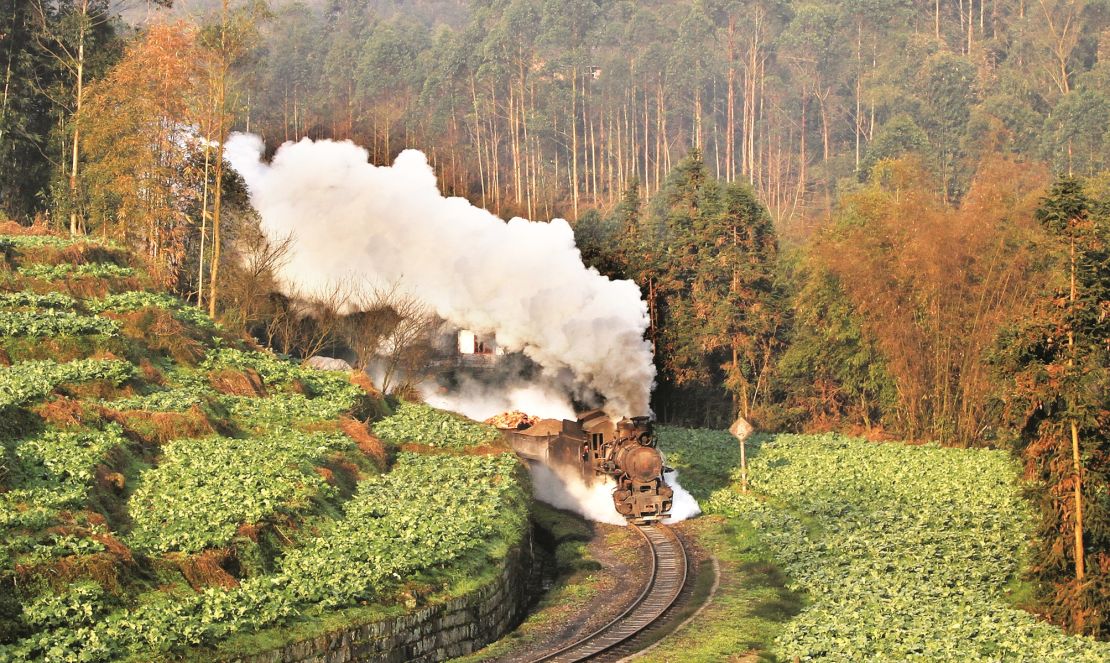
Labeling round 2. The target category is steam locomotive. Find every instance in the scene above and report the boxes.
[502,410,673,523]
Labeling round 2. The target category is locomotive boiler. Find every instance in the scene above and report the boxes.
[501,410,674,523]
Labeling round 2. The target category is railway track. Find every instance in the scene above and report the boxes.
[531,524,688,663]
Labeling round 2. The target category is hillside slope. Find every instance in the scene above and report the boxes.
[0,228,528,662]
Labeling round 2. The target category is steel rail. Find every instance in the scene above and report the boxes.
[530,524,688,663]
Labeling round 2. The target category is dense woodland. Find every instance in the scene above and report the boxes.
[0,0,1107,640]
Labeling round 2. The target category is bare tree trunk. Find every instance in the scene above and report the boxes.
[855,23,862,172]
[590,114,599,205]
[726,15,736,181]
[0,4,16,148]
[643,88,651,197]
[208,0,231,319]
[69,0,89,236]
[1067,233,1085,582]
[571,67,579,219]
[197,142,211,308]
[469,74,486,208]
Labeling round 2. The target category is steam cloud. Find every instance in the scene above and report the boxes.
[226,134,655,417]
[422,378,577,422]
[528,463,701,524]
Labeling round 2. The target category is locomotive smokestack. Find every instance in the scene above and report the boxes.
[226,134,655,417]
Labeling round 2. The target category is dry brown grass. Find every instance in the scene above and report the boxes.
[23,275,146,299]
[207,368,267,397]
[0,347,10,366]
[34,397,96,428]
[137,358,164,385]
[107,308,205,364]
[0,220,48,235]
[314,466,336,485]
[348,370,381,397]
[339,417,387,469]
[96,468,126,492]
[236,523,261,542]
[60,379,135,402]
[16,552,124,593]
[102,405,214,445]
[170,549,239,590]
[21,243,130,268]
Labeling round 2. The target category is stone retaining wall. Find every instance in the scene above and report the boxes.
[229,531,531,663]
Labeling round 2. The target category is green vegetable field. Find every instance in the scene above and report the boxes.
[658,428,1110,662]
[0,232,529,662]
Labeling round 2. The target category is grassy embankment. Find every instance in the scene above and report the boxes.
[0,230,529,662]
[644,428,1110,662]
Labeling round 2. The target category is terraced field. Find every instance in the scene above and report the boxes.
[0,231,528,662]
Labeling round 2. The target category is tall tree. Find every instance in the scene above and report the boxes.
[201,0,264,318]
[996,177,1110,636]
[29,0,118,235]
[694,180,784,419]
[80,20,204,282]
[0,3,54,218]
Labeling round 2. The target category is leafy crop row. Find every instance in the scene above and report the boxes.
[127,431,354,553]
[89,291,217,330]
[0,309,119,337]
[0,358,134,408]
[0,235,121,250]
[0,291,77,310]
[17,263,134,280]
[659,429,1110,662]
[224,392,358,426]
[2,425,127,568]
[201,348,358,399]
[15,424,128,489]
[373,401,501,449]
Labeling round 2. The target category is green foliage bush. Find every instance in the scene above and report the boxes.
[0,309,119,337]
[373,401,501,449]
[128,431,354,554]
[659,429,1110,661]
[0,359,134,408]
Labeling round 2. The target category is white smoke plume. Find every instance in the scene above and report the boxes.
[225,134,655,417]
[422,378,577,422]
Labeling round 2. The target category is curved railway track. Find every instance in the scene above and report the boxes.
[531,524,688,663]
